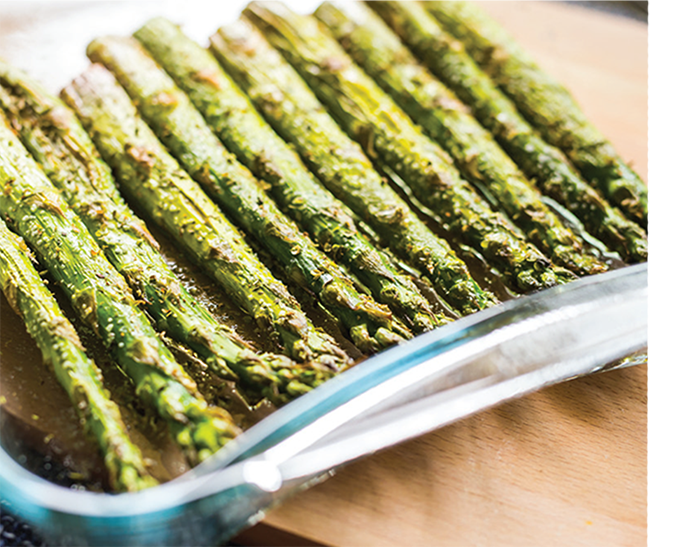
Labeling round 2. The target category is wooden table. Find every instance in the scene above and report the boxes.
[234,3,648,545]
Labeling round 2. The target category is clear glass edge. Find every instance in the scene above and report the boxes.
[0,263,648,545]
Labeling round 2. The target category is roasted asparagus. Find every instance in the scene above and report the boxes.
[425,0,648,229]
[209,18,498,316]
[61,64,349,369]
[0,59,323,406]
[316,1,608,277]
[0,218,157,492]
[86,35,414,350]
[243,1,573,293]
[0,112,239,465]
[133,18,448,334]
[369,1,647,264]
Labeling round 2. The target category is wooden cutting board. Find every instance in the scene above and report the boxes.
[236,3,648,546]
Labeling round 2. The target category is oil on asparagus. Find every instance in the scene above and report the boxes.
[243,1,574,294]
[209,17,498,315]
[61,64,350,370]
[0,111,239,465]
[133,17,449,334]
[0,218,157,492]
[368,1,647,264]
[0,59,328,407]
[425,0,648,229]
[86,34,416,351]
[316,1,608,277]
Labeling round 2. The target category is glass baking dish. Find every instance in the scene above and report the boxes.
[0,263,647,545]
[0,2,648,545]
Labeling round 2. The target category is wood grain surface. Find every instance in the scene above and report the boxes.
[242,3,648,546]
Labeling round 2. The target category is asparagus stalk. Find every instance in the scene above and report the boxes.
[369,0,647,264]
[425,1,648,229]
[132,19,446,335]
[0,60,329,407]
[243,1,573,294]
[316,1,608,278]
[86,35,413,351]
[0,112,238,465]
[209,19,498,316]
[61,64,349,369]
[0,218,157,492]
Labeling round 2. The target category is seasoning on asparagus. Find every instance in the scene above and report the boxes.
[243,1,573,294]
[425,1,648,229]
[0,218,157,492]
[133,18,447,335]
[209,18,497,315]
[87,36,414,351]
[368,1,647,264]
[61,64,349,370]
[0,112,238,465]
[316,1,608,278]
[0,61,331,407]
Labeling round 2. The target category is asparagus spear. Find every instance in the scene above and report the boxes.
[425,1,648,229]
[0,112,238,465]
[243,1,572,294]
[0,219,157,492]
[316,1,608,278]
[0,61,329,407]
[209,18,498,316]
[369,0,648,264]
[132,19,446,335]
[61,64,349,369]
[86,36,413,351]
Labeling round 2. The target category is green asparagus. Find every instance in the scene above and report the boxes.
[316,1,608,278]
[0,112,238,465]
[425,1,648,229]
[369,0,647,264]
[86,35,413,351]
[61,64,349,369]
[133,19,447,335]
[0,218,157,492]
[0,60,330,407]
[209,18,496,315]
[243,1,573,294]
